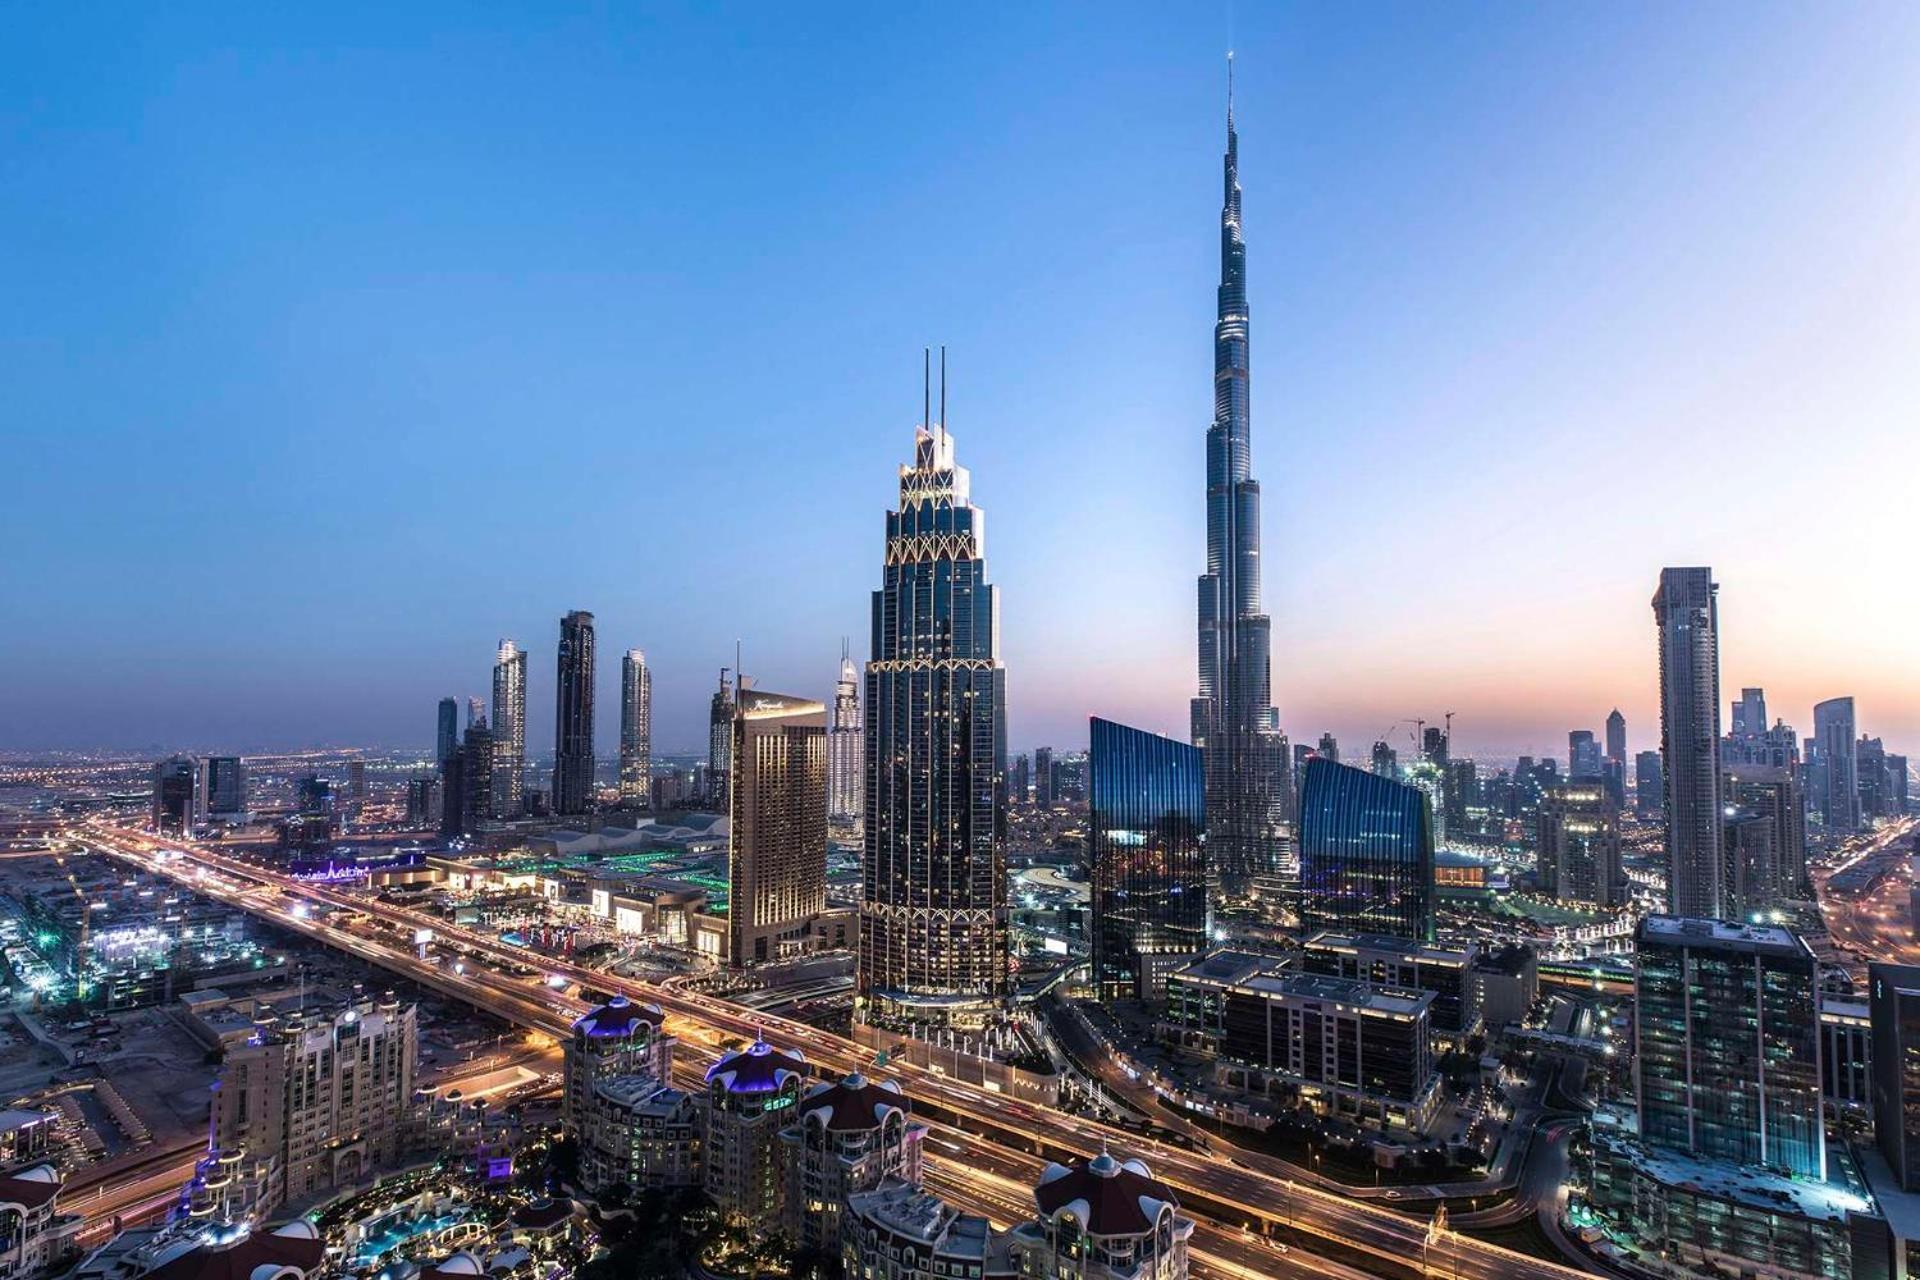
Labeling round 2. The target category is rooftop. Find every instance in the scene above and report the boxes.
[1033,1150,1182,1238]
[1638,914,1814,961]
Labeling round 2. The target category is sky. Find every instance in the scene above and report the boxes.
[4,3,1919,763]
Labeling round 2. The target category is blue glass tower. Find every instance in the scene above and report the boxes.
[1192,58,1287,900]
[858,355,1008,1031]
[1297,757,1435,941]
[1089,718,1208,1002]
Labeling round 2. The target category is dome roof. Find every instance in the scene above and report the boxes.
[799,1072,907,1132]
[705,1037,806,1094]
[1033,1148,1177,1239]
[573,994,665,1039]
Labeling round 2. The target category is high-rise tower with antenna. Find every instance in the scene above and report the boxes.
[1193,56,1288,899]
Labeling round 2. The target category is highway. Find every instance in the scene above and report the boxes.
[76,821,1595,1279]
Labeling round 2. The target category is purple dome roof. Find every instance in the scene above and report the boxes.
[704,1037,807,1094]
[573,994,665,1038]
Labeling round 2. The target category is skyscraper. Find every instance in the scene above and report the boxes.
[436,697,459,766]
[619,649,651,807]
[492,639,526,818]
[1811,697,1859,833]
[1653,567,1724,919]
[1369,740,1398,778]
[828,641,864,831]
[729,687,829,965]
[151,755,196,835]
[1421,725,1448,768]
[1088,718,1208,1003]
[1191,67,1288,901]
[859,355,1008,1032]
[198,756,248,824]
[1568,729,1602,779]
[1537,780,1621,907]
[707,671,735,811]
[553,610,596,816]
[1296,757,1435,941]
[1035,747,1055,810]
[1731,688,1768,738]
[1635,749,1664,817]
[1871,962,1920,1192]
[461,719,495,832]
[1605,708,1626,765]
[1316,733,1339,765]
[1634,917,1824,1180]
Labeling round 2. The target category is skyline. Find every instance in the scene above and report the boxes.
[7,4,1920,759]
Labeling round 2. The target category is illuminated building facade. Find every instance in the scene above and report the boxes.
[1633,916,1824,1180]
[707,672,735,809]
[553,610,596,816]
[492,639,525,818]
[703,1038,807,1223]
[619,648,651,806]
[1296,757,1435,942]
[1191,68,1287,901]
[729,688,829,965]
[197,756,248,824]
[828,642,864,832]
[211,989,418,1215]
[1811,696,1859,834]
[563,996,696,1192]
[1088,718,1208,1002]
[1653,567,1724,919]
[1010,1150,1194,1280]
[781,1072,925,1254]
[859,363,1008,1031]
[436,696,458,766]
[1536,780,1622,908]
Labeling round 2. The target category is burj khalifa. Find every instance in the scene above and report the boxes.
[1192,59,1288,899]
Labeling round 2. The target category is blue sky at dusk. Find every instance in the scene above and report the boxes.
[5,3,1918,760]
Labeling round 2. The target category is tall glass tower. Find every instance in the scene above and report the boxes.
[1192,58,1287,899]
[828,641,864,831]
[620,649,651,806]
[1089,718,1208,1002]
[1297,757,1435,941]
[492,639,526,818]
[553,610,596,816]
[1653,567,1723,919]
[858,356,1008,1032]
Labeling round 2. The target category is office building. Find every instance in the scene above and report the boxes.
[1296,757,1435,942]
[1035,747,1055,810]
[1088,718,1208,1003]
[461,720,494,831]
[1299,931,1481,1042]
[1569,729,1602,780]
[1636,750,1664,817]
[211,989,418,1215]
[828,642,863,831]
[703,1037,808,1223]
[1653,567,1724,919]
[1860,735,1891,821]
[782,1072,925,1254]
[1010,1150,1194,1280]
[1724,765,1806,906]
[1164,950,1441,1135]
[619,648,651,807]
[858,359,1009,1033]
[197,756,247,824]
[1316,732,1340,764]
[729,688,829,965]
[1190,86,1287,903]
[405,777,439,828]
[1811,696,1859,834]
[707,671,735,809]
[492,639,526,818]
[1009,754,1030,808]
[343,759,366,819]
[438,748,465,840]
[1819,992,1871,1112]
[1872,963,1920,1191]
[1537,780,1623,908]
[1633,916,1823,1179]
[151,756,196,835]
[1606,708,1627,765]
[563,996,696,1192]
[553,610,596,816]
[436,696,459,766]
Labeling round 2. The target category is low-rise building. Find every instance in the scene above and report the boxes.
[782,1072,924,1253]
[1163,950,1441,1136]
[1299,931,1481,1043]
[842,1178,1014,1280]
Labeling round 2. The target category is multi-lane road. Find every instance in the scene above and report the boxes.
[74,822,1595,1280]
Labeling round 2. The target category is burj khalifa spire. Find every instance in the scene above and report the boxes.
[1193,55,1287,899]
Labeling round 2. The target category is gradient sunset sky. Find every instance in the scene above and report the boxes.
[5,3,1918,761]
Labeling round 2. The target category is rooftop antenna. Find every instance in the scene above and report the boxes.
[922,346,931,432]
[939,344,948,439]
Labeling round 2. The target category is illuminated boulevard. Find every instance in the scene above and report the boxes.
[67,819,1590,1280]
